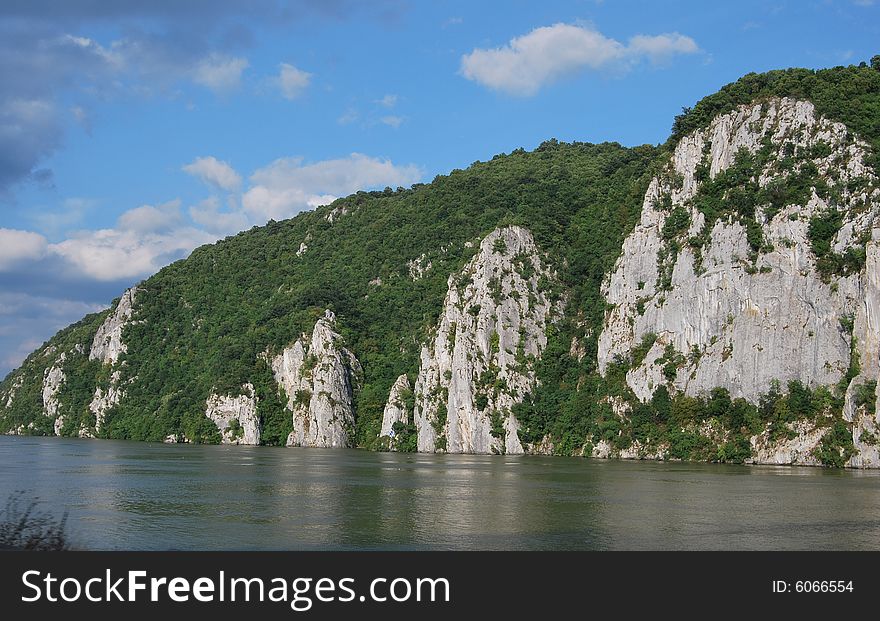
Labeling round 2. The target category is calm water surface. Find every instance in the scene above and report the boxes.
[1,436,878,550]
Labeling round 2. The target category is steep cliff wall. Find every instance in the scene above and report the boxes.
[42,354,66,436]
[89,288,137,365]
[87,287,138,432]
[412,226,558,454]
[271,310,361,448]
[844,232,880,467]
[599,97,880,466]
[3,65,880,469]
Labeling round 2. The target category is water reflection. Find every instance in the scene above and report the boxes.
[1,436,878,550]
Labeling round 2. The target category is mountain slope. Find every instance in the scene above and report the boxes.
[3,60,880,467]
[1,140,656,449]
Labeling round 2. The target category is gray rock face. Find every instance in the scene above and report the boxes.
[271,310,361,448]
[592,439,667,461]
[598,97,880,467]
[413,225,557,454]
[600,98,873,401]
[296,234,310,257]
[205,383,261,445]
[42,354,66,435]
[407,253,432,280]
[90,288,137,365]
[749,421,825,466]
[380,374,411,439]
[87,288,138,432]
[88,370,122,433]
[845,232,880,467]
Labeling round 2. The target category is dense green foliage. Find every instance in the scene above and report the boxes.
[0,311,107,436]
[3,59,880,466]
[671,62,880,171]
[1,140,658,448]
[513,60,880,463]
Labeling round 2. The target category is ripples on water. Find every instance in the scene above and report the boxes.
[1,436,878,550]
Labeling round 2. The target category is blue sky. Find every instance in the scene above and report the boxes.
[1,0,879,376]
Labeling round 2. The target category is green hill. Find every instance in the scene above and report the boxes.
[3,59,880,467]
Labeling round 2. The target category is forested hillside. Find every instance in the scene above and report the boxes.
[1,140,657,446]
[3,59,880,467]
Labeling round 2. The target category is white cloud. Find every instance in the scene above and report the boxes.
[49,226,216,281]
[193,54,249,93]
[117,199,183,234]
[242,186,335,221]
[189,196,250,235]
[182,156,242,191]
[243,153,422,221]
[376,94,398,108]
[380,115,404,128]
[460,23,699,96]
[0,228,48,269]
[277,63,312,100]
[627,33,699,63]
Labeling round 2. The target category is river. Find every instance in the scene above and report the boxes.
[1,436,878,550]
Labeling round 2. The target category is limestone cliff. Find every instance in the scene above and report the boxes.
[88,287,138,431]
[413,225,558,454]
[844,231,880,467]
[205,384,261,445]
[89,288,137,365]
[3,65,880,469]
[87,371,122,433]
[380,374,411,445]
[271,310,361,448]
[42,354,66,436]
[599,97,880,466]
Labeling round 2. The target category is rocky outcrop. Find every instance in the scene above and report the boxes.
[86,288,138,428]
[41,354,66,435]
[748,421,826,466]
[591,439,667,461]
[380,374,411,440]
[843,231,880,466]
[848,409,880,468]
[271,310,361,448]
[326,205,349,223]
[296,233,311,257]
[90,288,137,365]
[413,225,558,454]
[205,384,261,445]
[599,97,880,467]
[88,370,123,433]
[407,253,432,280]
[600,98,874,403]
[529,435,555,455]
